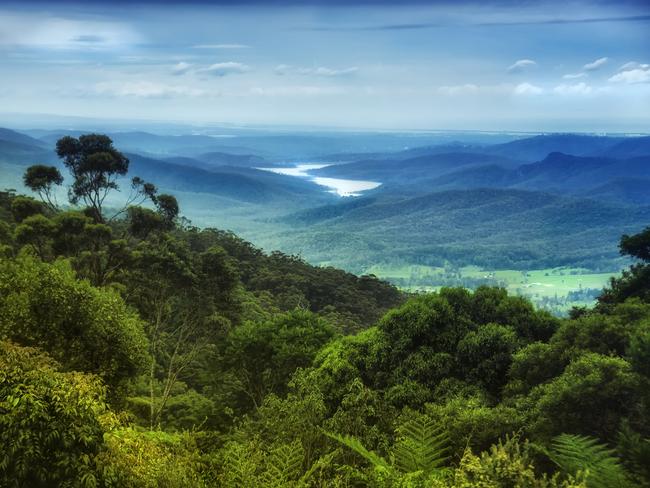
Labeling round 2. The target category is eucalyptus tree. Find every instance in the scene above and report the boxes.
[22,164,63,211]
[24,134,158,223]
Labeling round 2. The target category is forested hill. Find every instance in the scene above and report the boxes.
[0,191,401,331]
[281,188,650,270]
[1,134,650,487]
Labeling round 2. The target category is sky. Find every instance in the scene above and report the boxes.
[0,0,649,132]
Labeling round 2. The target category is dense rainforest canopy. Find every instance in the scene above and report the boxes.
[0,134,649,487]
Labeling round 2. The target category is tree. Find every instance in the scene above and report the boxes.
[23,165,63,211]
[128,207,166,239]
[125,238,239,428]
[127,194,180,239]
[620,227,650,262]
[155,193,180,229]
[10,196,44,223]
[54,134,158,223]
[55,134,129,222]
[220,310,335,411]
[0,256,150,394]
[455,323,519,397]
[527,353,642,441]
[13,214,55,260]
[0,340,109,487]
[599,226,650,306]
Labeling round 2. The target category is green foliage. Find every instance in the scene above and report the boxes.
[98,429,206,487]
[10,195,46,222]
[456,323,519,396]
[549,434,633,488]
[0,340,108,488]
[620,226,650,262]
[526,353,642,441]
[23,164,63,210]
[393,415,450,474]
[327,414,451,479]
[128,206,165,238]
[599,226,650,306]
[0,256,150,392]
[56,134,130,222]
[449,435,586,488]
[219,440,264,488]
[260,440,307,487]
[220,310,335,411]
[506,342,566,396]
[423,395,525,460]
[182,227,402,327]
[616,423,650,484]
[217,438,332,488]
[363,287,556,407]
[155,193,179,227]
[14,213,56,259]
[627,318,650,378]
[326,431,391,471]
[3,168,650,488]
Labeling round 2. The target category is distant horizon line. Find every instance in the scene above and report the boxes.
[1,112,648,137]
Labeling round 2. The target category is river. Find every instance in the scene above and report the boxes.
[258,163,381,197]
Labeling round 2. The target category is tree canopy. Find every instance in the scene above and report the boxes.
[2,134,650,487]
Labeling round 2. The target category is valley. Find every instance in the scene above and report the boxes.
[3,1,650,484]
[363,263,618,314]
[1,124,648,313]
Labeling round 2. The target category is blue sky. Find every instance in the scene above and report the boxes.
[1,0,649,132]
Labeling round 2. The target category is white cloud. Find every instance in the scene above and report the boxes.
[192,44,249,49]
[171,62,192,75]
[302,66,358,76]
[249,85,346,96]
[562,72,587,80]
[618,61,649,72]
[583,57,608,71]
[199,62,250,76]
[274,64,358,77]
[553,82,592,95]
[608,67,650,84]
[507,59,537,73]
[438,84,479,95]
[514,82,543,95]
[0,11,140,49]
[94,81,205,98]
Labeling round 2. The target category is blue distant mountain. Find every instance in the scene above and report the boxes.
[1,126,648,271]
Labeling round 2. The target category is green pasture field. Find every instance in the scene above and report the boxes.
[363,263,620,314]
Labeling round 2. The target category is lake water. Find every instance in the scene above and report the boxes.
[259,163,381,197]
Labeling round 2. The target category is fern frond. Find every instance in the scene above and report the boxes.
[393,416,449,474]
[550,434,633,488]
[324,431,391,471]
[261,440,304,487]
[300,450,337,484]
[617,424,650,482]
[222,442,259,488]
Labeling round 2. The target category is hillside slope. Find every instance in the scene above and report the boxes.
[277,188,650,270]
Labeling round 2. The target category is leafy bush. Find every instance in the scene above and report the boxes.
[0,340,109,487]
[0,257,150,392]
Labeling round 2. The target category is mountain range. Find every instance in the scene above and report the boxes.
[1,126,649,272]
